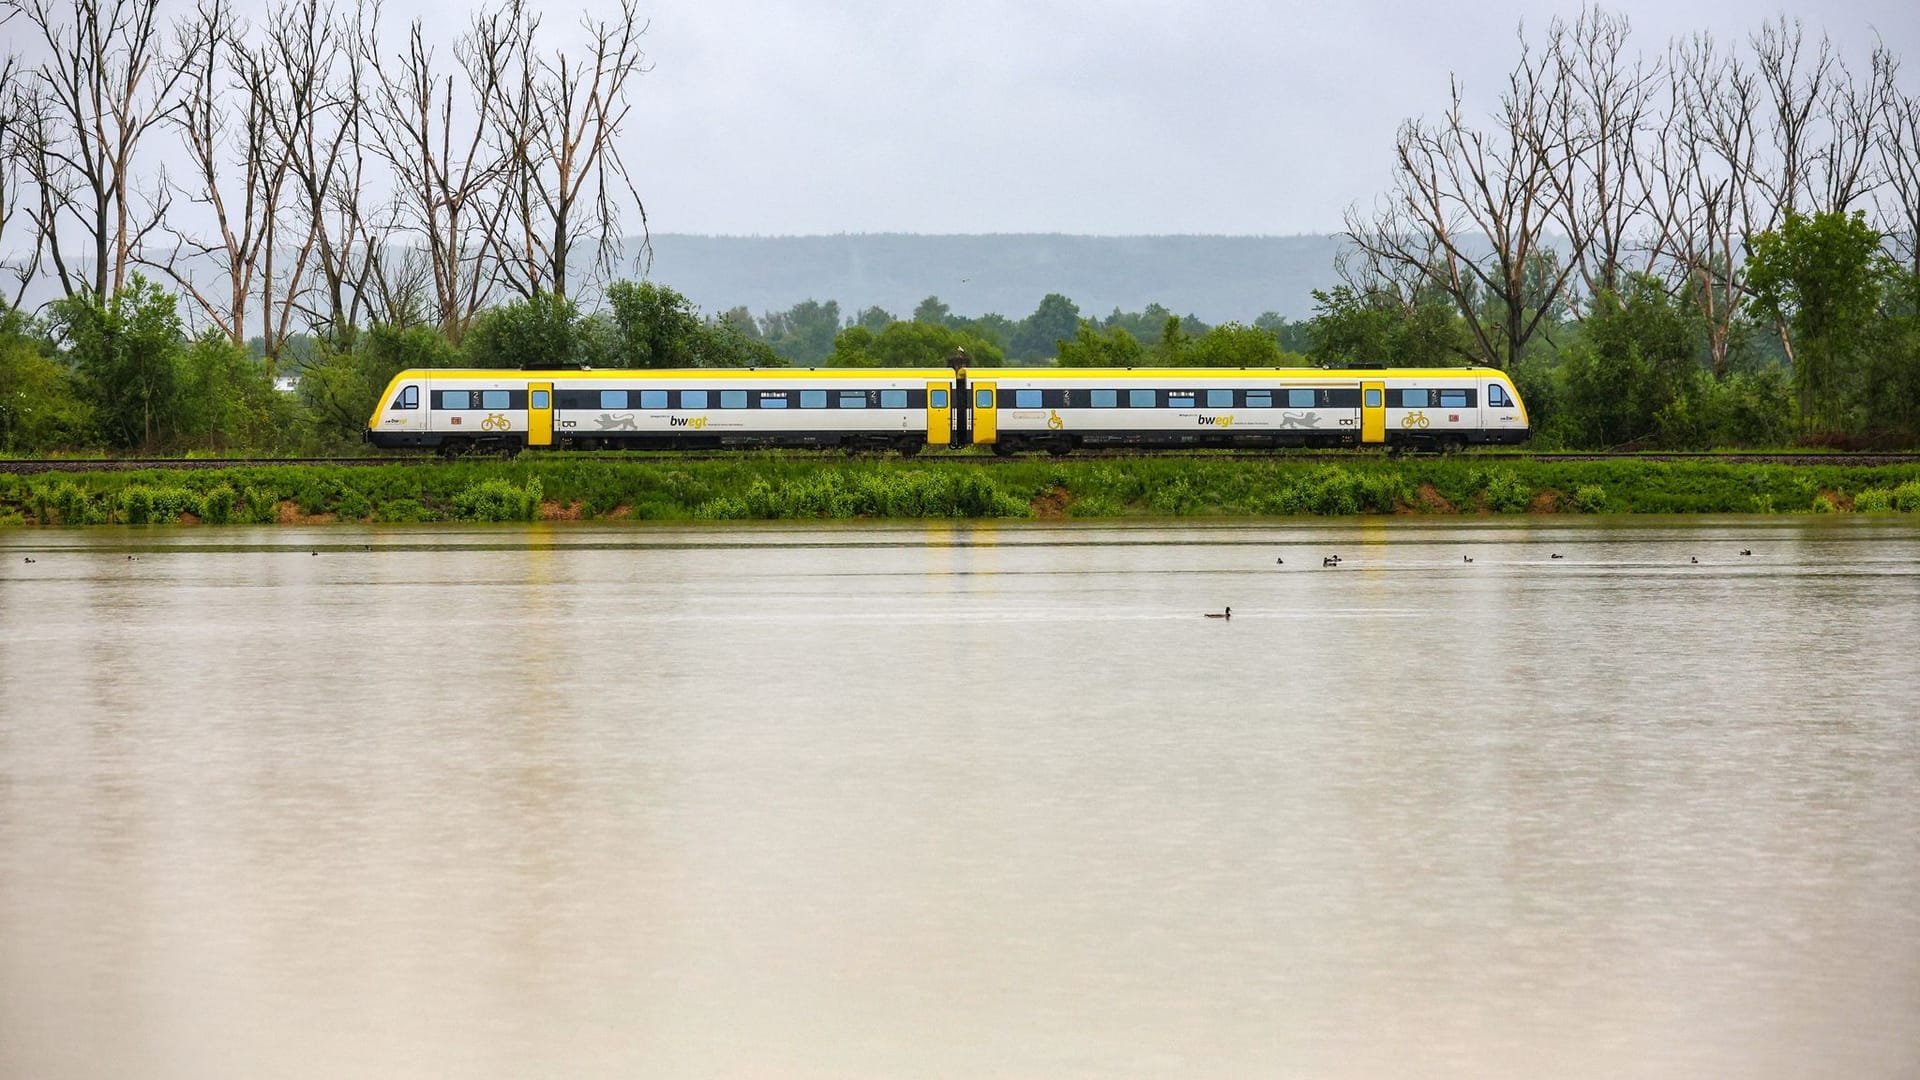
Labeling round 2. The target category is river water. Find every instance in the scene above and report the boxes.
[1,517,1917,1079]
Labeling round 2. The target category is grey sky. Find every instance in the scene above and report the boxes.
[522,0,1920,236]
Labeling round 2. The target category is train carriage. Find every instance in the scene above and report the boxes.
[969,367,1528,453]
[368,367,958,454]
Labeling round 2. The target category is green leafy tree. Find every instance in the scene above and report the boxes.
[1056,321,1145,367]
[1306,286,1472,367]
[1011,293,1081,361]
[462,292,584,368]
[912,296,952,325]
[1184,323,1298,368]
[606,281,706,368]
[177,333,294,452]
[762,299,842,365]
[51,275,185,451]
[1745,210,1888,432]
[854,306,895,334]
[827,321,1004,368]
[0,309,93,451]
[299,324,457,446]
[1559,277,1703,448]
[1254,311,1314,353]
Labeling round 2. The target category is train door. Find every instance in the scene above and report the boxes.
[971,381,997,445]
[1360,380,1385,444]
[528,382,553,447]
[926,381,951,446]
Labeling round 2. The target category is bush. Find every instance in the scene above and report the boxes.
[1479,470,1532,513]
[373,498,433,523]
[1854,488,1894,513]
[118,484,199,524]
[240,486,280,524]
[199,484,237,524]
[1892,480,1920,512]
[1570,485,1608,513]
[451,476,543,521]
[52,482,105,525]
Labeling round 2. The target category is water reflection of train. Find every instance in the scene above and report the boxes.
[366,365,1530,455]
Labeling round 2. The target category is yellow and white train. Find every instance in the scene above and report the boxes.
[366,365,1530,454]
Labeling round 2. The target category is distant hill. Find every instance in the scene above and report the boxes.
[636,233,1349,324]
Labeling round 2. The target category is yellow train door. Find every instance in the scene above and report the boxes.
[528,382,553,447]
[970,381,997,445]
[1360,380,1385,444]
[925,381,952,446]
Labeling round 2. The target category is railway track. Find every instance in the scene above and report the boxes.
[5,450,1920,474]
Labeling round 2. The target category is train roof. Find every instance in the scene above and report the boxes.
[961,366,1514,380]
[404,367,958,380]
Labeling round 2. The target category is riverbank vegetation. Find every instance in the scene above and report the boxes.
[5,457,1920,527]
[1,4,1918,459]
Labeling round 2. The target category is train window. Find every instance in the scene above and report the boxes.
[841,391,869,409]
[1206,389,1234,408]
[481,390,510,410]
[1091,389,1117,408]
[1327,388,1361,407]
[600,389,627,409]
[882,390,909,408]
[1287,389,1314,408]
[1014,389,1041,408]
[1168,393,1195,408]
[1128,389,1155,408]
[681,390,709,409]
[1395,389,1433,409]
[435,390,473,410]
[801,390,827,408]
[1439,389,1473,408]
[1489,384,1512,407]
[975,389,992,409]
[391,385,419,410]
[641,390,669,408]
[531,390,549,409]
[760,393,788,409]
[1247,391,1273,408]
[720,390,748,409]
[1364,388,1382,408]
[930,389,949,408]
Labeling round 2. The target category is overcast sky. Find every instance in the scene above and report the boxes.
[452,0,1914,237]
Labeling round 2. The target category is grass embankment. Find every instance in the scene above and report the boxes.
[4,455,1920,526]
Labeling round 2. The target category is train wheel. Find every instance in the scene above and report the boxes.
[1046,438,1072,457]
[990,441,1016,457]
[897,439,923,457]
[439,438,469,458]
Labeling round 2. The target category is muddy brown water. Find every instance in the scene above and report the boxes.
[2,518,1917,1079]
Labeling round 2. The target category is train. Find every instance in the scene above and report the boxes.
[365,364,1530,455]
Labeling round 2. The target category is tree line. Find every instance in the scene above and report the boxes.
[1338,5,1920,446]
[1,1,1918,453]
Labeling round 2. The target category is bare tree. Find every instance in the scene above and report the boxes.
[5,0,200,300]
[143,0,300,366]
[0,51,45,309]
[1539,5,1659,301]
[362,4,515,344]
[480,0,649,301]
[1641,32,1760,376]
[262,0,381,344]
[1346,28,1584,368]
[1880,82,1920,280]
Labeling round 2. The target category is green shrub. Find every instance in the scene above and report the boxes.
[372,498,432,523]
[240,486,280,524]
[1853,488,1894,513]
[119,485,198,524]
[1480,470,1531,513]
[1892,480,1920,513]
[1571,485,1608,513]
[199,484,236,524]
[52,482,105,525]
[451,476,542,521]
[1812,494,1837,514]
